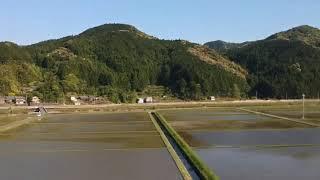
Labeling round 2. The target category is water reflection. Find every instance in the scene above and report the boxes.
[196,146,320,180]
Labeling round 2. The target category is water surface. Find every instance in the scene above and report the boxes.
[180,128,320,147]
[0,112,182,180]
[196,146,320,180]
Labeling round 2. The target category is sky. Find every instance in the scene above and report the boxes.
[1,0,320,45]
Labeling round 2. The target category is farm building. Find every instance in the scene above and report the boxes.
[31,96,41,104]
[137,98,144,104]
[5,96,15,104]
[209,96,216,101]
[144,97,153,103]
[15,97,26,105]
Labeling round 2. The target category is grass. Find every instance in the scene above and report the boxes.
[154,112,219,180]
[149,112,192,180]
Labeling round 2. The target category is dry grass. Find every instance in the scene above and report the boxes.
[188,45,247,79]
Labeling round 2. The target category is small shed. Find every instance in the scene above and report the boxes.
[137,98,144,104]
[32,96,40,104]
[70,96,77,102]
[78,96,96,103]
[70,96,81,105]
[209,96,216,101]
[15,97,26,105]
[144,97,153,103]
[5,96,15,104]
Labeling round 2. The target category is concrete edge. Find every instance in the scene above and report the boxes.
[148,112,192,180]
[238,108,320,127]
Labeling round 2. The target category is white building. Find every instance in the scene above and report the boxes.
[137,98,144,104]
[70,96,77,102]
[209,96,216,101]
[15,97,26,105]
[70,96,81,105]
[31,96,40,104]
[144,97,153,103]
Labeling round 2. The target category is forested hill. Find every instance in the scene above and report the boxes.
[204,40,250,53]
[0,23,248,102]
[205,25,320,99]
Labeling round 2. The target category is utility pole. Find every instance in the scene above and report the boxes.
[302,94,305,120]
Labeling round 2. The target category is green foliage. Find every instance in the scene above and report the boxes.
[266,25,320,47]
[207,25,320,99]
[62,74,82,93]
[37,72,63,103]
[227,39,320,98]
[204,40,249,53]
[232,84,241,99]
[0,23,248,101]
[0,63,40,95]
[0,42,32,63]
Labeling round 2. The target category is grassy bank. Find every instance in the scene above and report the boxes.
[153,112,219,180]
[149,113,192,180]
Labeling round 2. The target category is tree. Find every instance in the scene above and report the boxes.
[177,79,187,98]
[62,74,81,93]
[190,81,202,100]
[232,84,241,99]
[37,72,63,103]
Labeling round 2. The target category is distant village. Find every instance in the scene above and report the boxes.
[0,95,165,106]
[0,94,217,106]
[0,96,40,106]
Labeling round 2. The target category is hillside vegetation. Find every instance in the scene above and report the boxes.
[204,40,250,53]
[206,25,320,99]
[0,23,248,102]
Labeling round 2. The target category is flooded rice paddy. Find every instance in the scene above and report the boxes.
[0,115,30,126]
[179,128,320,147]
[0,112,181,180]
[1,105,320,180]
[160,107,320,180]
[246,103,320,125]
[160,108,309,131]
[196,146,320,180]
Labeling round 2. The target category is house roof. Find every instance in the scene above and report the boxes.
[5,96,15,100]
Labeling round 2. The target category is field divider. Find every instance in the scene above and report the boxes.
[238,108,320,127]
[0,116,38,133]
[197,144,320,149]
[30,121,152,125]
[151,112,220,180]
[0,130,158,135]
[4,147,165,154]
[148,112,192,180]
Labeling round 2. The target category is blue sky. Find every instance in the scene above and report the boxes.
[1,0,319,45]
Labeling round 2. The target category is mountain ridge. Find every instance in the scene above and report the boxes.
[0,23,248,102]
[205,25,320,98]
[266,25,320,47]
